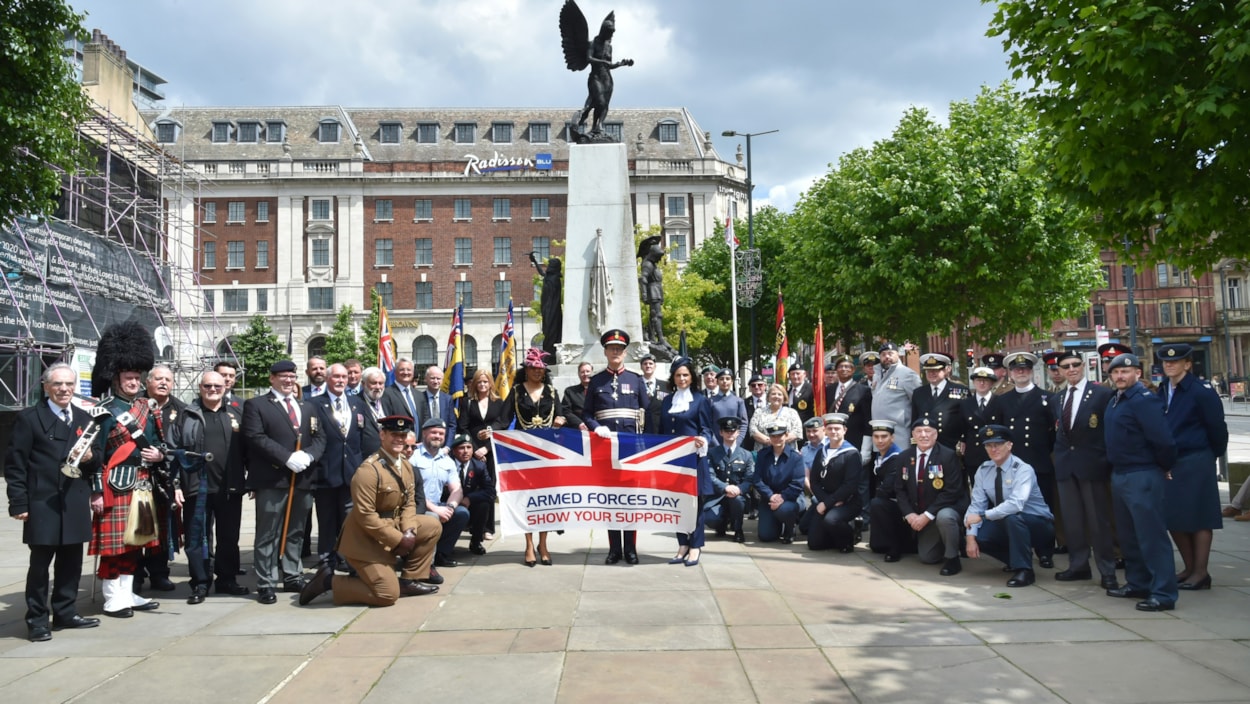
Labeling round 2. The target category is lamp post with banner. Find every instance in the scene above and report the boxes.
[722,128,778,373]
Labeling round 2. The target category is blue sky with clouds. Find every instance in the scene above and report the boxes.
[73,0,1014,211]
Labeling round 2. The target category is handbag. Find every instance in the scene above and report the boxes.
[107,464,137,493]
[123,483,158,546]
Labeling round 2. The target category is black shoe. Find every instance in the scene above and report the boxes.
[734,531,745,543]
[104,607,133,618]
[605,552,622,565]
[469,543,487,555]
[420,567,444,585]
[132,600,159,612]
[1115,557,1126,570]
[28,626,51,642]
[215,582,250,596]
[1106,585,1149,599]
[625,552,639,565]
[1178,575,1212,590]
[748,510,758,520]
[283,578,307,593]
[839,545,855,554]
[51,614,99,630]
[1007,569,1036,587]
[298,564,334,606]
[779,536,793,545]
[187,587,208,605]
[257,588,277,605]
[940,557,962,576]
[237,568,247,576]
[1054,545,1069,555]
[398,579,438,597]
[1135,598,1175,612]
[434,555,460,568]
[1100,576,1120,590]
[1038,555,1055,569]
[716,527,727,538]
[1055,568,1093,582]
[883,553,901,563]
[149,576,176,592]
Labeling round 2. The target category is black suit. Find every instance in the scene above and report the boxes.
[825,380,872,453]
[870,443,968,562]
[309,393,379,558]
[455,456,495,543]
[910,381,969,450]
[991,385,1061,550]
[562,383,588,428]
[381,383,420,419]
[787,381,815,424]
[743,395,768,451]
[4,402,99,630]
[958,393,997,477]
[1053,381,1116,578]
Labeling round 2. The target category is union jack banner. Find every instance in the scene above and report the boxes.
[492,428,698,536]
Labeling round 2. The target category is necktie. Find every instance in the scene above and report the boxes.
[834,383,847,411]
[335,397,347,434]
[1063,385,1077,430]
[430,393,439,420]
[979,397,986,412]
[933,385,940,397]
[403,387,416,417]
[916,452,928,511]
[61,408,71,424]
[284,397,298,431]
[994,466,1004,507]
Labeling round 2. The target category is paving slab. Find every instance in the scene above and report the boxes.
[963,618,1141,644]
[575,589,722,626]
[368,652,562,704]
[728,624,816,649]
[806,619,982,648]
[200,599,362,635]
[158,633,327,656]
[1159,639,1250,688]
[401,629,519,656]
[83,654,306,703]
[267,655,393,704]
[712,588,798,625]
[826,645,1065,704]
[739,648,853,703]
[0,656,140,701]
[580,561,711,592]
[0,657,59,687]
[420,591,578,631]
[566,623,731,650]
[559,651,753,704]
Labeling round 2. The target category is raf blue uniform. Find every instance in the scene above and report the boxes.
[1157,371,1228,532]
[751,440,806,543]
[966,449,1055,577]
[705,442,754,540]
[1104,362,1178,609]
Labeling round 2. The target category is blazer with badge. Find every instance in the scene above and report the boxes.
[811,443,863,514]
[456,455,496,506]
[241,391,326,492]
[825,380,872,451]
[990,387,1057,475]
[892,444,968,517]
[910,382,969,450]
[415,389,457,430]
[787,381,815,423]
[4,402,100,546]
[1052,382,1114,482]
[958,393,998,473]
[336,453,422,565]
[309,393,380,489]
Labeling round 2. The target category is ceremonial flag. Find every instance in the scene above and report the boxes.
[378,304,397,386]
[441,306,466,414]
[774,290,789,382]
[492,428,698,536]
[813,317,825,417]
[724,216,738,250]
[494,299,517,399]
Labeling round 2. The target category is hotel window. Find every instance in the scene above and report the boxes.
[309,287,334,310]
[494,279,512,308]
[212,122,231,143]
[375,282,393,310]
[529,122,549,143]
[203,242,216,269]
[454,238,473,265]
[379,122,402,144]
[256,240,269,268]
[256,201,269,222]
[414,335,437,366]
[492,122,512,144]
[415,282,433,310]
[531,198,549,219]
[667,195,687,217]
[256,289,268,311]
[658,121,678,143]
[310,199,331,220]
[375,238,393,266]
[155,121,177,143]
[493,237,511,265]
[237,122,258,143]
[454,198,472,220]
[226,241,244,269]
[266,121,285,143]
[455,281,473,308]
[203,202,216,223]
[454,123,476,144]
[493,198,511,220]
[603,122,622,142]
[223,289,247,312]
[311,238,331,267]
[417,123,439,143]
[414,238,432,266]
[532,236,550,262]
[1159,303,1173,326]
[1092,304,1106,328]
[667,231,689,262]
[227,201,245,223]
[1174,301,1194,326]
[414,199,433,220]
[319,120,340,143]
[375,199,393,221]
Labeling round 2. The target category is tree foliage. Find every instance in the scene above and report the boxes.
[357,289,382,365]
[321,305,357,364]
[0,0,94,222]
[782,83,1103,352]
[231,315,286,389]
[988,0,1250,267]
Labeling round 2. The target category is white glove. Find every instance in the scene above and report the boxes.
[593,426,611,438]
[696,442,708,457]
[286,451,311,473]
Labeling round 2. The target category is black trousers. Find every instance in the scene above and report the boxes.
[26,543,84,629]
[607,530,637,555]
[314,485,352,557]
[466,500,491,543]
[208,491,244,586]
[808,504,859,551]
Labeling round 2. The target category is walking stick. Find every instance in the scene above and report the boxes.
[278,434,301,557]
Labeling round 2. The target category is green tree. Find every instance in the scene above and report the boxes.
[988,0,1250,267]
[0,1,94,221]
[231,315,286,389]
[782,83,1102,353]
[357,288,382,365]
[321,305,357,365]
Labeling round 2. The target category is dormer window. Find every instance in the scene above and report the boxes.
[454,123,476,144]
[319,119,340,143]
[492,122,513,144]
[417,122,439,143]
[379,122,402,144]
[211,121,232,143]
[154,119,180,144]
[266,120,286,143]
[658,119,679,143]
[238,121,259,143]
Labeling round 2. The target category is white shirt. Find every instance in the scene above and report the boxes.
[1061,379,1088,427]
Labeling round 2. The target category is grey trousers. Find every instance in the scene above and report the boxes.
[254,487,313,590]
[1057,476,1116,578]
[917,507,962,563]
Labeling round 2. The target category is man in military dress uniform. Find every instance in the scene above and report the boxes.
[710,368,748,447]
[1042,351,1066,393]
[704,417,755,542]
[859,350,880,388]
[1097,343,1132,384]
[298,415,440,607]
[870,343,921,432]
[786,365,815,424]
[825,354,872,459]
[982,353,1014,396]
[910,353,968,451]
[582,329,651,564]
[990,352,1060,566]
[959,366,999,480]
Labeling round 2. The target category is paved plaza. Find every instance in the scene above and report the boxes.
[2,458,1250,702]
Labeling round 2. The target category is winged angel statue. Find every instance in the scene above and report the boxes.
[560,0,634,143]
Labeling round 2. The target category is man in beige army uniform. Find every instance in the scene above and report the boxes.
[299,415,441,607]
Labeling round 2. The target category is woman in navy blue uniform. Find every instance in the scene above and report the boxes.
[657,357,714,566]
[1155,344,1228,590]
[752,424,807,543]
[808,413,863,553]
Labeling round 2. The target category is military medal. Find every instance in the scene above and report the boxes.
[1089,414,1098,428]
[310,417,319,433]
[611,375,620,401]
[230,417,239,431]
[848,403,855,413]
[798,400,808,410]
[932,478,944,489]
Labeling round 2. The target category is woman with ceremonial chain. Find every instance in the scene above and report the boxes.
[503,348,566,566]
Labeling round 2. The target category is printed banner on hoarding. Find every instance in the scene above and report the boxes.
[492,428,698,536]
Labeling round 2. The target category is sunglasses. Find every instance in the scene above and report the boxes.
[403,444,417,450]
[201,384,224,389]
[1058,363,1083,370]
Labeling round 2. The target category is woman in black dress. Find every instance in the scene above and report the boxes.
[504,348,566,566]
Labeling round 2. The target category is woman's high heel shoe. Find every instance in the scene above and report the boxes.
[524,550,537,568]
[1178,575,1212,590]
[684,549,701,567]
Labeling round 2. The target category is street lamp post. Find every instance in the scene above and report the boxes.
[722,129,778,373]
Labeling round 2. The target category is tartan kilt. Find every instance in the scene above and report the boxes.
[89,466,159,556]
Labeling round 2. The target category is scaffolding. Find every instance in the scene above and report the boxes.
[0,100,236,407]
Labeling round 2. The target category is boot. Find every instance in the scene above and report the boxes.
[121,574,156,609]
[102,578,132,617]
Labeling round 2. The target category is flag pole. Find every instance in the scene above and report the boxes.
[727,217,741,379]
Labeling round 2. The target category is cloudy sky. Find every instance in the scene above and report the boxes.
[73,0,1014,211]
